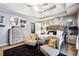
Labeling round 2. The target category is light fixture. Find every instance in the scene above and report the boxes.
[60,17,63,20]
[68,19,73,22]
[32,6,39,12]
[27,3,39,6]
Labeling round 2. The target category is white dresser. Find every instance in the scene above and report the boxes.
[9,28,27,45]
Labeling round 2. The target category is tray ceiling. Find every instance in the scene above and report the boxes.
[0,3,79,20]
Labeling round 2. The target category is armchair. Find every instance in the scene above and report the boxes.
[40,30,64,56]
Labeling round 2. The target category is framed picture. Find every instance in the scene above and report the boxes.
[10,17,20,27]
[14,18,19,26]
[0,16,5,27]
[20,20,26,24]
[20,19,26,28]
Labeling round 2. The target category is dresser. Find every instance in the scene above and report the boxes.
[9,28,27,45]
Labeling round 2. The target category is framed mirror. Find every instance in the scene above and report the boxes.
[31,23,35,33]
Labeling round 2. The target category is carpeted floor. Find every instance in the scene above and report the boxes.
[4,44,45,56]
[4,44,66,56]
[68,44,78,56]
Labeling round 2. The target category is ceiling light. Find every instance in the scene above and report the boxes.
[68,19,73,22]
[60,17,63,19]
[32,6,39,12]
[27,3,39,6]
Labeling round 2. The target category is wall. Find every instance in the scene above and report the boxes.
[0,11,33,46]
[77,11,79,33]
[0,12,11,46]
[41,14,78,27]
[35,23,41,35]
[54,15,78,26]
[63,15,77,26]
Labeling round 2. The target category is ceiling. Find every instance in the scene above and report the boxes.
[0,3,79,20]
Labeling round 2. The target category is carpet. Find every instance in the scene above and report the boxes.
[4,44,45,56]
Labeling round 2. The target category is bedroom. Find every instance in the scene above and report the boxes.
[0,3,78,56]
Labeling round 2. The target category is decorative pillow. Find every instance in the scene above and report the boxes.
[47,37,59,48]
[30,34,37,41]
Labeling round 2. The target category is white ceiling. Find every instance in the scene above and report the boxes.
[0,3,79,20]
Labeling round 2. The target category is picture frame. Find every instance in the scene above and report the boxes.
[10,17,20,27]
[14,18,19,26]
[0,16,5,27]
[10,17,27,28]
[20,19,27,28]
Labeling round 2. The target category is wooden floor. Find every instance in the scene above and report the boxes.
[60,44,78,56]
[68,44,78,56]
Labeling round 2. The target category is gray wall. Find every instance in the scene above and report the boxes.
[0,12,32,46]
[41,15,78,27]
[0,12,11,46]
[61,15,78,26]
[77,11,79,34]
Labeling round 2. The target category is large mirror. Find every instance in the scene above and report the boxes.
[31,23,35,33]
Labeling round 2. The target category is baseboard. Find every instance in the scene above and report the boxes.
[0,43,8,46]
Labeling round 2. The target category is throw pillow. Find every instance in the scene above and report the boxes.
[48,37,59,48]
